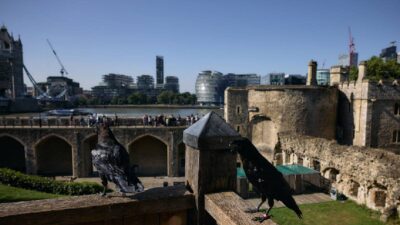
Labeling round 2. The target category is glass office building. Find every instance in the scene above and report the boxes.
[164,76,179,93]
[269,73,285,85]
[195,71,224,106]
[316,69,330,86]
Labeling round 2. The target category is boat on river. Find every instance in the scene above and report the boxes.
[46,109,91,116]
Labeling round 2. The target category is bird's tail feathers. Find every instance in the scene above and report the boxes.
[295,208,303,219]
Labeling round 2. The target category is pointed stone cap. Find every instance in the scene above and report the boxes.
[183,111,241,150]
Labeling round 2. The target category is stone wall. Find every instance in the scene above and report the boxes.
[0,127,185,177]
[278,132,400,219]
[337,79,400,149]
[225,86,338,161]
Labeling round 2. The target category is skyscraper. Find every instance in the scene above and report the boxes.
[156,56,164,85]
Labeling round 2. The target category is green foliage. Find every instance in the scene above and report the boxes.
[86,91,197,106]
[0,168,103,195]
[349,66,358,81]
[365,56,400,81]
[157,91,197,105]
[0,184,62,203]
[127,92,148,104]
[157,91,175,104]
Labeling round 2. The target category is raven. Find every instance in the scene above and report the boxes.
[92,122,144,196]
[230,138,302,219]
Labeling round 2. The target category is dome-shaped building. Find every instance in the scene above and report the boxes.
[195,71,224,106]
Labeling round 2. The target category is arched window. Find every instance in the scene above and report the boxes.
[394,103,400,115]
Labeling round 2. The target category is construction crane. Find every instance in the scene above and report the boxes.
[46,39,69,77]
[22,64,50,99]
[348,27,356,67]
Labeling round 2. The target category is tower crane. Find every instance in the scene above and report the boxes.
[46,39,69,77]
[348,27,356,67]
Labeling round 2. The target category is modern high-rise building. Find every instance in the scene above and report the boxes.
[380,45,397,62]
[156,56,164,86]
[164,76,179,93]
[261,75,270,85]
[316,69,330,86]
[91,73,133,100]
[285,74,306,85]
[338,53,358,67]
[103,73,133,87]
[224,73,260,87]
[195,71,224,106]
[269,73,285,85]
[0,25,24,99]
[195,71,261,105]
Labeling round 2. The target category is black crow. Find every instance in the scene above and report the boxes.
[230,138,302,219]
[92,122,144,196]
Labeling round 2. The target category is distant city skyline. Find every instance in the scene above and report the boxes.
[1,0,399,93]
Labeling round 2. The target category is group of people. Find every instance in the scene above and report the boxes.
[68,113,202,127]
[68,114,117,127]
[142,114,201,127]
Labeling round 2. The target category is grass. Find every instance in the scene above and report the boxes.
[270,200,400,225]
[0,183,64,203]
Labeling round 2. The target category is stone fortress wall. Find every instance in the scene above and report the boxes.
[278,133,400,219]
[0,127,186,178]
[333,62,400,150]
[225,85,338,161]
[225,60,400,219]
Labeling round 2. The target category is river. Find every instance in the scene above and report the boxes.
[4,106,224,118]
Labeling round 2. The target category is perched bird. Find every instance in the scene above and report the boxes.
[92,122,144,196]
[230,138,302,219]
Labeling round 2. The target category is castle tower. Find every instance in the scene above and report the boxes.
[357,61,367,83]
[330,66,348,86]
[0,25,24,99]
[307,60,317,86]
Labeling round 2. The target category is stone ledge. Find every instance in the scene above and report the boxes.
[0,185,195,225]
[205,192,278,225]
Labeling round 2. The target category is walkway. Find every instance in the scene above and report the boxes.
[244,193,332,209]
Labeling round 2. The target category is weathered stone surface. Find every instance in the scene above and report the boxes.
[0,126,185,177]
[278,132,400,217]
[0,185,194,225]
[225,86,338,161]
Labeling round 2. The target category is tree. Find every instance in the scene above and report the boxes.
[365,56,400,81]
[128,92,148,104]
[157,91,174,104]
[349,66,358,81]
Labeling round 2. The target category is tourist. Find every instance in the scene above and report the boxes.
[80,116,85,127]
[143,114,148,126]
[114,113,118,127]
[186,116,190,126]
[70,115,74,127]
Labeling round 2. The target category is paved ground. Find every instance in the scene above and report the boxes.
[244,193,332,210]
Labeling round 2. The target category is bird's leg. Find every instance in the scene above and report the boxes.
[246,195,266,213]
[266,197,274,215]
[257,195,267,212]
[101,175,108,197]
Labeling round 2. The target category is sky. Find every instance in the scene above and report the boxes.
[1,0,399,93]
